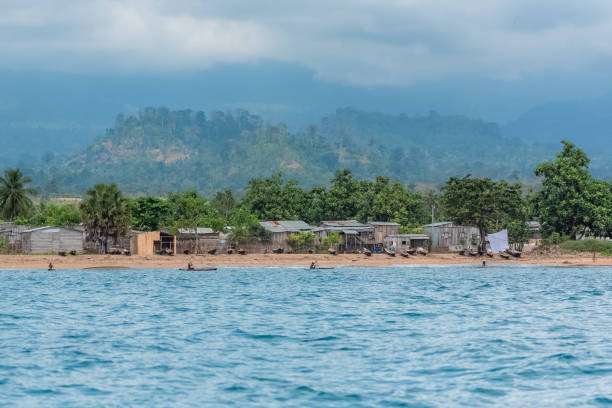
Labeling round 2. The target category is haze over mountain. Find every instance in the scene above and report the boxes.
[22,107,569,196]
[2,0,612,185]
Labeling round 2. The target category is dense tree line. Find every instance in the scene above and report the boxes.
[2,141,612,252]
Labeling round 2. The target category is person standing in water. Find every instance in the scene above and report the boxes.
[310,260,318,270]
[482,259,486,268]
[48,262,55,271]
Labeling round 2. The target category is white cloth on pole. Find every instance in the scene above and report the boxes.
[488,230,509,253]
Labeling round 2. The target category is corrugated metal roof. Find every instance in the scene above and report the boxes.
[386,234,430,240]
[369,221,400,226]
[178,227,216,234]
[422,222,455,228]
[22,226,81,233]
[259,220,312,233]
[320,220,368,228]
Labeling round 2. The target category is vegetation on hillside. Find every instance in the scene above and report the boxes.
[27,107,556,196]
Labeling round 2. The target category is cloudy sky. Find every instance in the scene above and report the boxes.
[4,0,612,85]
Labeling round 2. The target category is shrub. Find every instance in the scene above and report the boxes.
[288,231,315,253]
[560,239,612,256]
[322,231,341,250]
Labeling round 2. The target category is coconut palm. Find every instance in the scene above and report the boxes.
[79,183,131,254]
[0,168,36,220]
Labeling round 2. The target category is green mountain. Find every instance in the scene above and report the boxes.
[28,107,560,196]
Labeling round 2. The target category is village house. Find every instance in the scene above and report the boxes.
[131,230,176,255]
[315,220,375,253]
[176,228,221,254]
[422,221,481,252]
[368,221,400,247]
[0,222,32,253]
[384,234,430,253]
[20,226,84,254]
[259,221,313,249]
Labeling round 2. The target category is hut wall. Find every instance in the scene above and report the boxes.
[384,236,409,252]
[176,238,223,254]
[84,233,132,254]
[22,228,83,254]
[131,231,160,256]
[427,225,480,249]
[373,225,399,244]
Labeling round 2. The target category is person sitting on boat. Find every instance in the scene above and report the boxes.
[309,261,317,270]
[187,262,194,270]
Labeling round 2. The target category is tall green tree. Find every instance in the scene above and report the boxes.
[167,190,216,253]
[211,189,236,221]
[357,176,425,224]
[241,173,305,221]
[131,197,170,231]
[324,169,362,220]
[441,175,524,251]
[0,168,36,221]
[534,141,611,239]
[80,183,131,254]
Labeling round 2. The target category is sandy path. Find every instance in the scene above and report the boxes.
[0,252,609,269]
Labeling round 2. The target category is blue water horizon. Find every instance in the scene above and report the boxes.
[0,266,610,407]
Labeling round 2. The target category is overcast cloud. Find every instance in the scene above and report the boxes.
[3,0,612,85]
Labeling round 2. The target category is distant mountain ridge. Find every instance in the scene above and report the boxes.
[22,107,577,196]
[503,92,612,151]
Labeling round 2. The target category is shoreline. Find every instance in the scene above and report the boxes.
[1,252,610,269]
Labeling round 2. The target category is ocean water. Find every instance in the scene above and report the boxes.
[0,266,611,407]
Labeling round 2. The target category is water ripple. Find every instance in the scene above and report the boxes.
[0,266,610,407]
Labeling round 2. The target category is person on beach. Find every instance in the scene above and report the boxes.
[48,262,55,271]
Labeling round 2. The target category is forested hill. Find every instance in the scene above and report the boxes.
[30,107,557,196]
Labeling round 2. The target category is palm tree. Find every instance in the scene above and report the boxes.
[0,168,36,221]
[79,183,131,254]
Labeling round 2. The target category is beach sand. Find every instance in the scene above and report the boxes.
[0,250,609,269]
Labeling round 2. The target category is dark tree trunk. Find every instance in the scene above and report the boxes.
[478,224,487,254]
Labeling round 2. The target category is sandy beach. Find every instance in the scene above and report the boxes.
[0,251,609,269]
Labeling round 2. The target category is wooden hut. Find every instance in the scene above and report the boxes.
[316,220,375,252]
[131,231,176,256]
[21,226,84,254]
[259,221,313,248]
[0,222,33,252]
[369,222,400,246]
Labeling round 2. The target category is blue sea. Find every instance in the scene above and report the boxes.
[0,266,611,407]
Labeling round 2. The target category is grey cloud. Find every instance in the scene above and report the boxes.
[2,0,612,84]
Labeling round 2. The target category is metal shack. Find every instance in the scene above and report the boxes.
[21,226,84,254]
[316,220,375,252]
[259,221,313,247]
[384,234,430,252]
[422,222,481,251]
[0,222,32,252]
[177,228,221,253]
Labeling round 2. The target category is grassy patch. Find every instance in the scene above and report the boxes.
[560,240,612,256]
